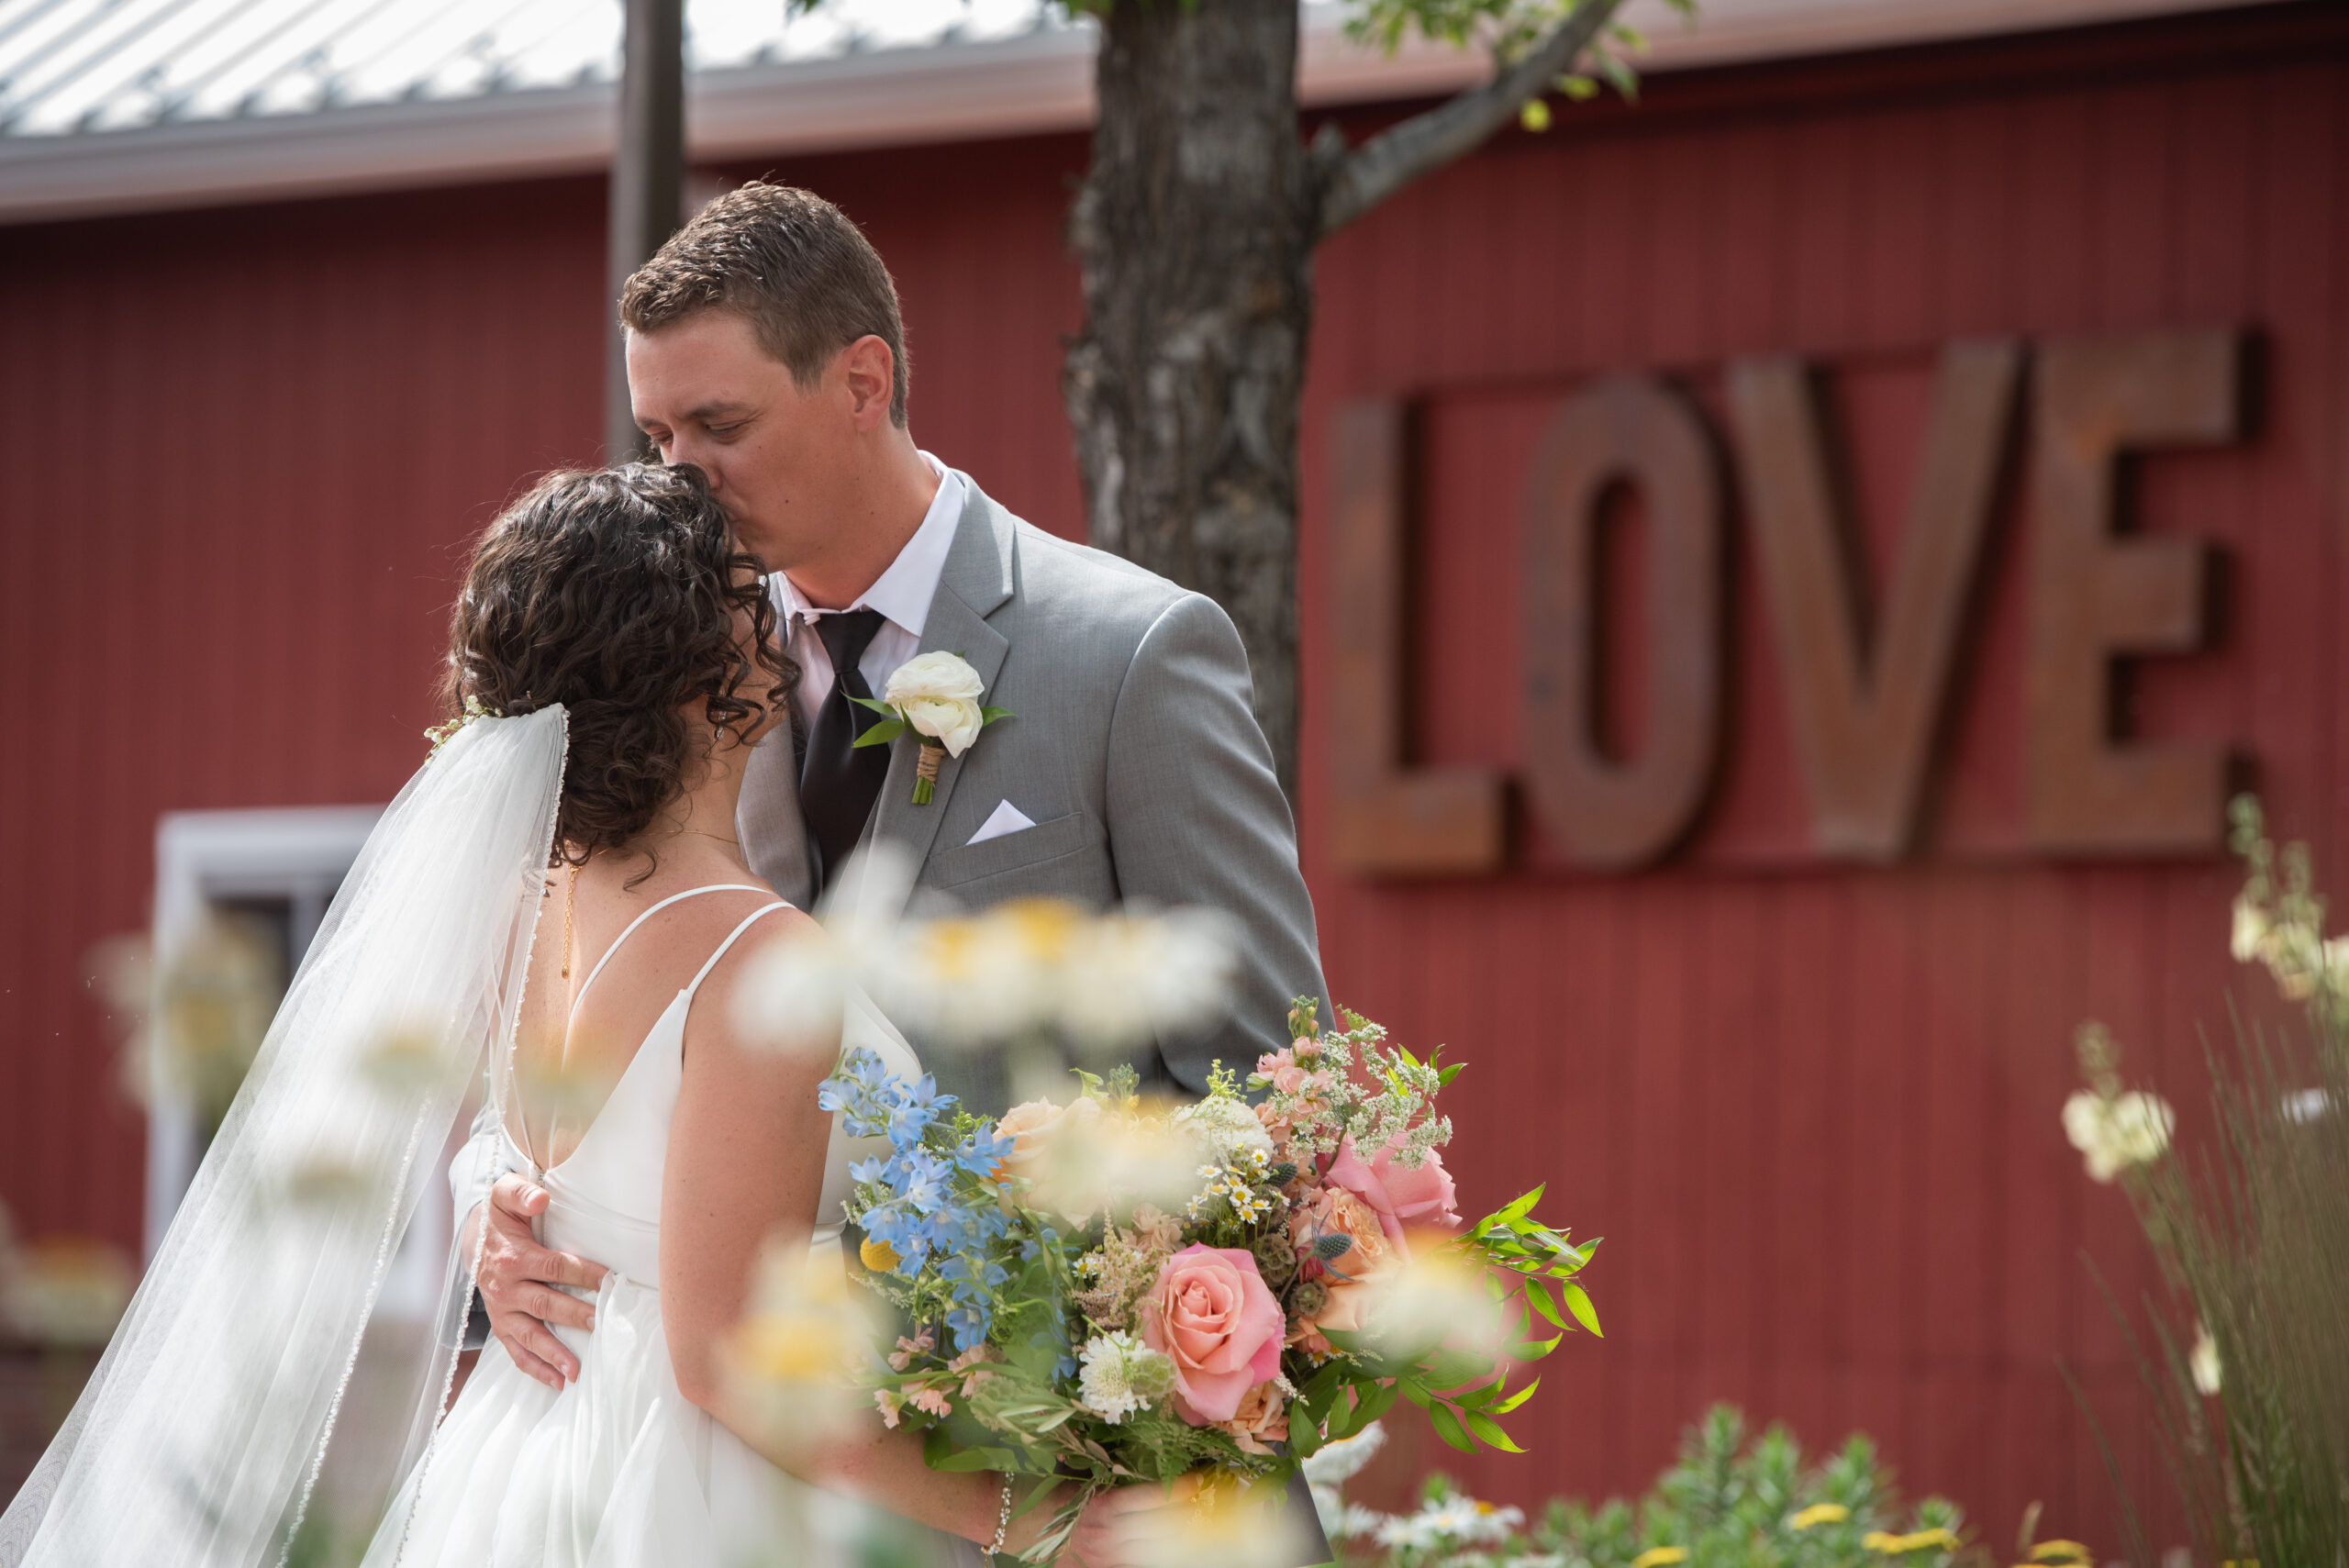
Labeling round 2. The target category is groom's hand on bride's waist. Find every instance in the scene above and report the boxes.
[473,1173,611,1391]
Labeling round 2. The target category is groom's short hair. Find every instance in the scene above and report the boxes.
[620,182,910,427]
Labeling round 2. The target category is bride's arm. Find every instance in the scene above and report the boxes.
[663,923,1152,1562]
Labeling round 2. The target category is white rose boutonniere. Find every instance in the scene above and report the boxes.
[851,651,1011,804]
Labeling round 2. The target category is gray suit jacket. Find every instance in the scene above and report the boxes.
[738,472,1329,1116]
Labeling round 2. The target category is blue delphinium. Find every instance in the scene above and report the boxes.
[821,1048,1019,1352]
[817,1048,899,1137]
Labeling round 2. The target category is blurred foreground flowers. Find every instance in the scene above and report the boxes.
[91,913,281,1140]
[0,1207,131,1349]
[722,1237,887,1455]
[730,846,1236,1059]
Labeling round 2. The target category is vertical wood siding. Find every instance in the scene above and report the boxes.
[3,6,2345,1547]
[1300,12,2349,1543]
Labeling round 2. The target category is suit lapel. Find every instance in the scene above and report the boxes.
[738,685,815,906]
[866,481,1016,890]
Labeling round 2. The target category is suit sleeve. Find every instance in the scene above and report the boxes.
[1103,591,1330,1094]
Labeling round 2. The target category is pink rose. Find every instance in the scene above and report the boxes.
[1326,1136,1461,1248]
[1140,1243,1286,1425]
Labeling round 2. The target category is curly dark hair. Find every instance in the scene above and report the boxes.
[442,463,794,865]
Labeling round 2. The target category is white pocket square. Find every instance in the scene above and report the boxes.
[966,800,1037,846]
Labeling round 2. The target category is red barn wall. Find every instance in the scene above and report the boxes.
[3,0,2345,1546]
[1298,2,2349,1542]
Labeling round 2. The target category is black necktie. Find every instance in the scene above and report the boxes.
[799,609,892,891]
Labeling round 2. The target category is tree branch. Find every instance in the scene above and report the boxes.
[1316,0,1626,241]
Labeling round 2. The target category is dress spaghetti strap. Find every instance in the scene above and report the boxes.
[570,884,773,1009]
[682,904,790,1001]
[508,884,791,1174]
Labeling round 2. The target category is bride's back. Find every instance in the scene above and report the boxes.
[509,856,799,1171]
[436,462,806,1173]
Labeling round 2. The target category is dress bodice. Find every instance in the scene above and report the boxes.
[500,887,921,1287]
[371,886,942,1568]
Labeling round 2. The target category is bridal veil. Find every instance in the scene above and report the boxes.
[0,706,567,1567]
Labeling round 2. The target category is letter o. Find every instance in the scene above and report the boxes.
[1522,375,1725,869]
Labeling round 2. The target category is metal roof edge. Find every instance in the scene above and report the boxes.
[0,0,2273,229]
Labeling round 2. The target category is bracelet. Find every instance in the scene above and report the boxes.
[986,1473,1014,1556]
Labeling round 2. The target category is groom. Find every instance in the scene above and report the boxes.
[474,183,1329,1411]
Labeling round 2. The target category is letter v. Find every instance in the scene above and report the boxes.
[1728,341,2021,860]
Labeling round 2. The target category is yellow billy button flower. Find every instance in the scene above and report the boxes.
[733,1311,843,1383]
[1789,1504,1852,1530]
[2027,1544,2094,1565]
[1632,1550,1690,1568]
[859,1236,901,1273]
[1865,1529,1961,1554]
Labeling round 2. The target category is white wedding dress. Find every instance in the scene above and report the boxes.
[361,884,930,1568]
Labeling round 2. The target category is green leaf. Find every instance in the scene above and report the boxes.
[850,695,900,717]
[1423,1348,1496,1392]
[1510,1334,1564,1362]
[1489,1376,1541,1416]
[1437,1062,1466,1088]
[1453,1377,1508,1410]
[1294,1366,1349,1428]
[1525,1279,1567,1330]
[1564,1283,1604,1338]
[1324,1385,1372,1441]
[923,1426,1017,1473]
[1462,1409,1525,1453]
[979,706,1014,723]
[852,717,907,749]
[1426,1400,1474,1453]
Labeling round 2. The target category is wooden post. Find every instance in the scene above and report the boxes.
[605,0,685,466]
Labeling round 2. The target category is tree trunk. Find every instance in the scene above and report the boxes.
[1063,0,1314,800]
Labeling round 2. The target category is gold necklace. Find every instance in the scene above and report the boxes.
[561,862,578,979]
[677,828,741,849]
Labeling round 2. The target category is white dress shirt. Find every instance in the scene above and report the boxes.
[770,452,964,735]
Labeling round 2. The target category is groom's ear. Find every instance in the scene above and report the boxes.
[837,335,898,432]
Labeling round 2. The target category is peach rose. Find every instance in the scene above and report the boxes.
[1325,1136,1460,1247]
[994,1095,1100,1182]
[1140,1244,1285,1425]
[1290,1187,1404,1334]
[1216,1379,1290,1455]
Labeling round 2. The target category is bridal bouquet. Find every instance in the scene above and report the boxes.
[813,999,1599,1560]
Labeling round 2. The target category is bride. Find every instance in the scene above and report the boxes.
[1,464,1152,1567]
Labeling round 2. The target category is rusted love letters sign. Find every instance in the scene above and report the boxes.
[1329,328,2245,876]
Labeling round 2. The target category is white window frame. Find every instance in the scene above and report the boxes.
[145,806,382,1259]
